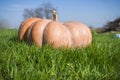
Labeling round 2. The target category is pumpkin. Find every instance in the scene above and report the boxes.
[18,18,41,41]
[18,10,92,48]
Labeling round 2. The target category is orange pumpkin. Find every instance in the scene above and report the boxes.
[18,18,41,41]
[18,10,92,48]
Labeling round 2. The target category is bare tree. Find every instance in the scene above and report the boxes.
[23,2,56,20]
[43,3,54,19]
[34,7,44,18]
[105,17,120,31]
[23,8,35,19]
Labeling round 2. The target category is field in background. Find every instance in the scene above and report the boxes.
[0,29,120,80]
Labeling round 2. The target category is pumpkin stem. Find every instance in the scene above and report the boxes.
[53,10,58,21]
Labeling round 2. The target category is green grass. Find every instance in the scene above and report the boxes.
[0,29,120,80]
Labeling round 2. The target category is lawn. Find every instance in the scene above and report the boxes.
[0,29,120,80]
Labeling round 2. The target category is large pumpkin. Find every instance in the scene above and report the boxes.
[18,10,92,48]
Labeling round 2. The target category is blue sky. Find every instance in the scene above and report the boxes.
[0,0,120,28]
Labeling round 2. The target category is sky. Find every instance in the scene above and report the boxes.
[0,0,120,28]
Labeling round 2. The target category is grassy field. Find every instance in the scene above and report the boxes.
[0,29,120,80]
